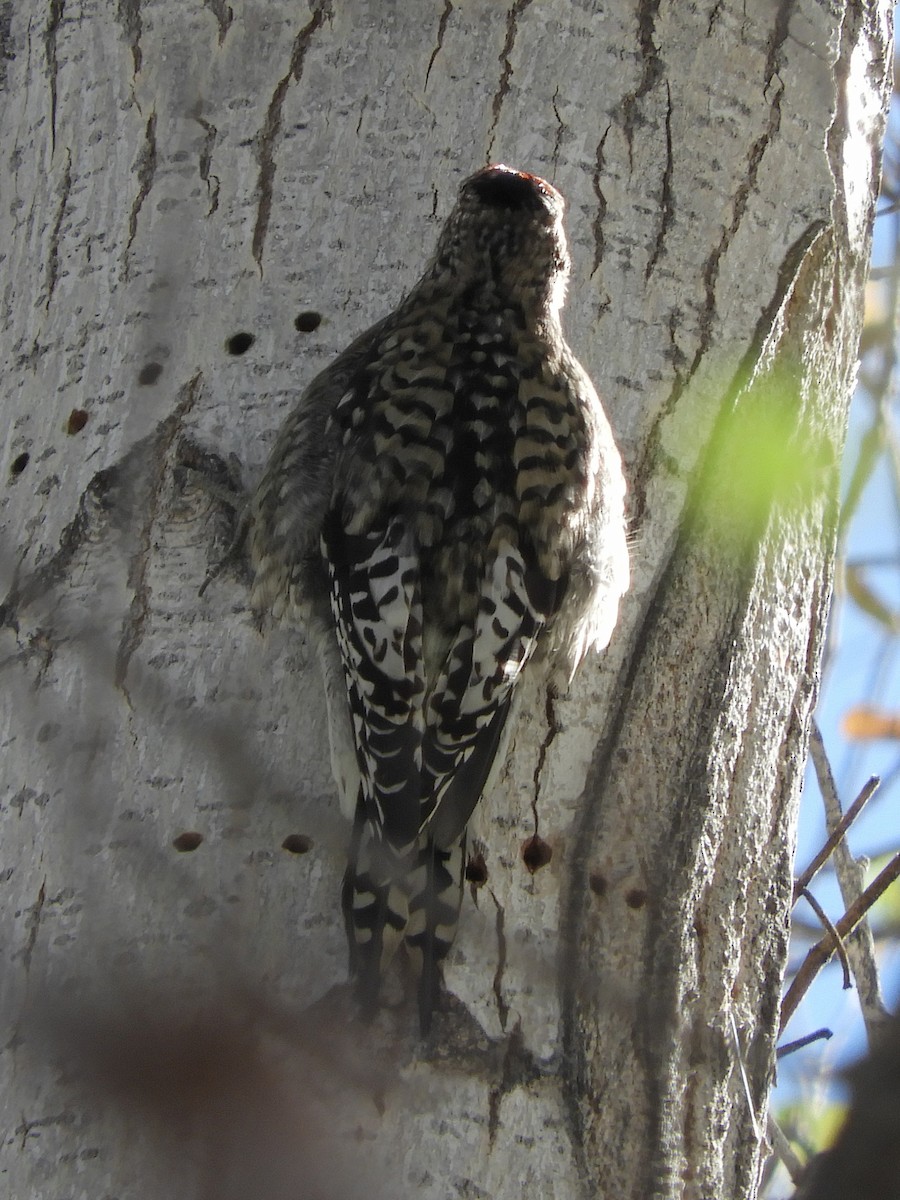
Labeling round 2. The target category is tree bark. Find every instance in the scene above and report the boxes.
[0,2,890,1198]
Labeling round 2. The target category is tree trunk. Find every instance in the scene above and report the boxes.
[0,2,889,1198]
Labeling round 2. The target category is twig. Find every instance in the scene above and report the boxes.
[805,724,890,1039]
[807,723,842,822]
[798,889,852,989]
[780,851,900,1033]
[767,1113,806,1185]
[793,776,880,903]
[730,1012,760,1141]
[777,1027,833,1059]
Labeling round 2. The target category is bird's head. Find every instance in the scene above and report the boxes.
[432,164,571,317]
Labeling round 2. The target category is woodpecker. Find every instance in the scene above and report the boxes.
[250,165,628,1032]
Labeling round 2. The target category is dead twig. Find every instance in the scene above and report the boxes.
[776,1027,833,1059]
[798,889,852,990]
[792,776,880,903]
[804,724,890,1038]
[768,1113,806,1185]
[780,851,900,1034]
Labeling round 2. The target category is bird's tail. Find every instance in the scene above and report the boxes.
[343,805,411,1016]
[405,834,466,1033]
[343,799,465,1032]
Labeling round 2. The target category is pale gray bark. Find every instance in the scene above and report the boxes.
[0,2,890,1199]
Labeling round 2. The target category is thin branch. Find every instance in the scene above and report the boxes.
[807,722,841,820]
[776,1027,833,1059]
[799,889,851,989]
[805,724,890,1039]
[793,775,880,902]
[780,851,900,1033]
[768,1114,806,1185]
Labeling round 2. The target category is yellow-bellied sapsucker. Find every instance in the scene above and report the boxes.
[250,165,628,1031]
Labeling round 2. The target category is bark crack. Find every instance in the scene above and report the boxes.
[644,82,673,280]
[192,106,220,216]
[590,125,611,278]
[21,878,46,973]
[485,0,533,160]
[116,0,142,78]
[355,95,367,138]
[487,1022,536,1145]
[44,147,72,309]
[424,0,453,93]
[628,83,796,529]
[0,2,15,91]
[692,83,784,379]
[44,0,64,154]
[489,886,509,1033]
[124,110,157,275]
[530,687,559,834]
[550,87,566,178]
[203,0,233,45]
[252,1,330,273]
[706,0,724,37]
[115,372,203,702]
[763,0,796,94]
[620,0,663,168]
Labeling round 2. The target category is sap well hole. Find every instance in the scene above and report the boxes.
[226,332,255,356]
[173,831,204,852]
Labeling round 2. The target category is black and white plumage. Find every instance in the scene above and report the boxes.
[250,165,628,1031]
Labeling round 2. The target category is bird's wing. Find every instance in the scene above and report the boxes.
[322,509,428,851]
[324,511,568,853]
[424,534,567,847]
[249,314,395,618]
